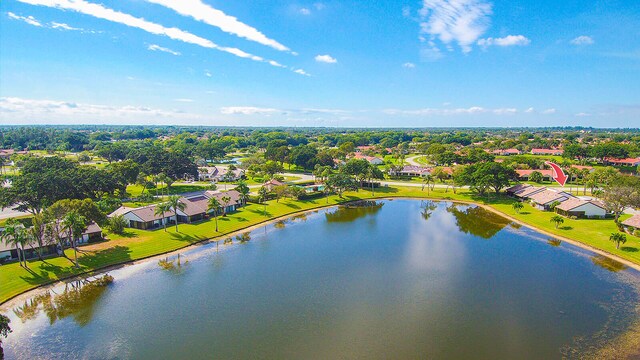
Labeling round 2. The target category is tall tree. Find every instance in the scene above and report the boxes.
[154,202,171,232]
[62,210,87,268]
[601,175,640,222]
[207,197,222,232]
[166,196,186,232]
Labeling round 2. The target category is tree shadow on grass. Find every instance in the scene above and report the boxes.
[116,230,138,239]
[559,226,573,231]
[283,202,301,209]
[169,232,207,243]
[519,211,531,215]
[78,245,133,268]
[621,246,639,253]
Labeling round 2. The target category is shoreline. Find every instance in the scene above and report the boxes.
[2,195,640,310]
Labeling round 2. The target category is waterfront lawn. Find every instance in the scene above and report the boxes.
[1,185,639,305]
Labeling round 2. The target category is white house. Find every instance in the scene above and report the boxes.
[528,189,574,210]
[555,198,608,219]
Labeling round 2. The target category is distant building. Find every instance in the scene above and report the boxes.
[605,157,640,167]
[515,169,554,182]
[492,148,521,156]
[352,153,384,165]
[389,165,431,177]
[530,148,564,156]
[263,179,285,192]
[198,166,219,181]
[621,215,640,233]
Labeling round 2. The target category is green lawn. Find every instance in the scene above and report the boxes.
[1,185,638,305]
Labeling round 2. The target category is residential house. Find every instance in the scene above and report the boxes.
[528,189,574,210]
[605,157,640,167]
[492,148,521,156]
[214,168,245,182]
[513,186,547,200]
[621,215,640,234]
[352,153,384,165]
[515,169,554,182]
[109,205,176,230]
[506,183,531,196]
[263,179,285,191]
[203,190,243,215]
[198,166,219,181]
[389,165,431,177]
[531,148,564,156]
[555,198,607,219]
[0,222,102,262]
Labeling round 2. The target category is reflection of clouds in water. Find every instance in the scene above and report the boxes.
[404,206,466,273]
[83,332,132,359]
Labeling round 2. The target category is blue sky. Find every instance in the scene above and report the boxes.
[0,0,639,127]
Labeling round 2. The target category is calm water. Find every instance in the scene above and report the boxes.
[3,200,640,359]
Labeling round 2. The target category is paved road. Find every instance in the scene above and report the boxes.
[0,207,30,220]
[404,155,425,166]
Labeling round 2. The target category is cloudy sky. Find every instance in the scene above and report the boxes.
[0,0,639,127]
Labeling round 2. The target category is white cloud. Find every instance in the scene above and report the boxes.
[0,97,199,124]
[542,108,556,114]
[7,11,43,27]
[174,98,194,102]
[477,35,530,48]
[204,70,212,77]
[50,21,80,30]
[403,62,416,68]
[315,54,337,63]
[17,0,294,72]
[148,44,181,56]
[571,35,594,46]
[300,8,311,15]
[314,3,326,10]
[575,112,591,117]
[220,106,281,115]
[525,107,535,113]
[418,0,492,54]
[294,69,311,76]
[145,0,291,53]
[384,106,520,116]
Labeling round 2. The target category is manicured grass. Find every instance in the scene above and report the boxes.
[1,185,638,305]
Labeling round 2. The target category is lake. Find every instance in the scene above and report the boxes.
[2,200,639,359]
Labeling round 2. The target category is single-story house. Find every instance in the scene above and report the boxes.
[493,148,521,156]
[389,165,431,177]
[214,168,245,182]
[355,145,376,153]
[605,157,640,167]
[263,179,285,192]
[109,204,176,230]
[515,169,555,182]
[513,186,547,200]
[555,198,607,219]
[352,153,384,165]
[531,148,564,156]
[198,166,219,181]
[0,222,102,262]
[621,215,640,234]
[108,190,244,229]
[529,189,574,210]
[506,183,531,196]
[203,190,243,215]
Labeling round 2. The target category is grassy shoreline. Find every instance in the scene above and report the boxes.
[1,185,639,306]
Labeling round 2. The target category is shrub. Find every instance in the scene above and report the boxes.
[106,215,127,235]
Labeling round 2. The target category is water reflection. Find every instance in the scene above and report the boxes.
[325,201,383,223]
[547,239,562,247]
[591,255,628,273]
[445,204,510,239]
[420,200,438,221]
[12,275,113,327]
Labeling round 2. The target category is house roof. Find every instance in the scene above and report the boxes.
[529,189,571,205]
[531,148,564,155]
[506,184,531,194]
[204,190,242,206]
[179,196,210,217]
[110,204,173,223]
[515,169,554,177]
[398,165,430,174]
[607,157,640,165]
[622,215,640,229]
[514,186,546,198]
[555,198,606,212]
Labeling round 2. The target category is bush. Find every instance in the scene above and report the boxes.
[106,215,127,235]
[296,191,325,200]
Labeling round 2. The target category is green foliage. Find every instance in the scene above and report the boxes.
[609,232,627,249]
[106,215,127,235]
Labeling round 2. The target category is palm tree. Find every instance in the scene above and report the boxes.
[550,215,564,229]
[235,181,250,206]
[154,202,171,231]
[1,218,26,267]
[207,197,222,232]
[421,174,435,194]
[511,202,524,214]
[609,233,627,249]
[220,196,231,216]
[166,195,186,232]
[258,186,269,216]
[62,211,87,268]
